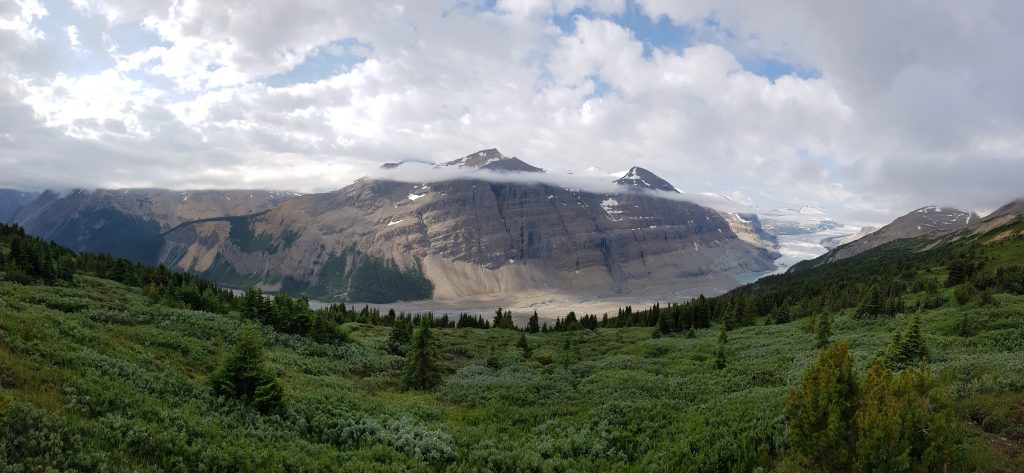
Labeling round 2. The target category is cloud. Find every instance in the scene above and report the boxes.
[372,162,756,214]
[0,0,1022,227]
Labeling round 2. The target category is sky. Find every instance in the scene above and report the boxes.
[1,0,1023,225]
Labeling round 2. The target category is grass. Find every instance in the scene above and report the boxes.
[1,276,1023,471]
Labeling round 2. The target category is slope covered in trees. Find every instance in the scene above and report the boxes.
[1,220,1024,470]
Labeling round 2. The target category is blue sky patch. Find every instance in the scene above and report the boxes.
[263,39,370,87]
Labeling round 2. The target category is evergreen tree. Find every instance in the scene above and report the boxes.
[816,312,832,348]
[242,286,267,323]
[516,333,530,358]
[714,325,728,369]
[853,360,958,472]
[401,319,442,391]
[209,325,284,414]
[785,341,858,470]
[685,325,696,339]
[858,285,882,318]
[527,312,540,333]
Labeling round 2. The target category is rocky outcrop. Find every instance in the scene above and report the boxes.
[614,166,679,193]
[13,188,299,262]
[159,152,779,302]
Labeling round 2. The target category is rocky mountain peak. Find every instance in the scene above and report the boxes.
[614,166,679,193]
[439,148,507,168]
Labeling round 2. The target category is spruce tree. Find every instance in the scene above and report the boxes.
[886,311,927,368]
[517,333,531,358]
[898,311,927,364]
[401,319,442,390]
[858,285,882,318]
[714,324,728,369]
[816,312,832,348]
[527,312,540,333]
[210,325,284,414]
[785,341,858,470]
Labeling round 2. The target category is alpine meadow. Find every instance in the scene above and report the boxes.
[3,0,1024,471]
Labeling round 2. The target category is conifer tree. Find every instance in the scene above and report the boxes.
[858,285,882,318]
[527,312,540,333]
[785,341,858,470]
[853,360,957,471]
[402,319,442,390]
[714,324,728,369]
[210,325,284,414]
[517,333,531,358]
[816,312,832,348]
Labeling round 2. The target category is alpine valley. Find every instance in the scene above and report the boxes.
[3,149,800,307]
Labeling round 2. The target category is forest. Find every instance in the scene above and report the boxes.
[1,219,1024,471]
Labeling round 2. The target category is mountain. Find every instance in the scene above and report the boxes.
[820,226,876,250]
[12,189,300,262]
[156,151,778,303]
[614,166,680,193]
[795,205,980,269]
[437,148,509,168]
[0,189,39,224]
[718,212,777,250]
[759,206,843,235]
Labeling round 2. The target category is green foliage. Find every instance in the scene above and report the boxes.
[226,216,276,253]
[387,315,414,355]
[210,325,285,414]
[714,325,728,369]
[785,341,858,470]
[347,256,433,304]
[954,283,978,305]
[886,312,928,368]
[787,342,961,472]
[527,311,541,333]
[516,333,531,358]
[853,361,959,472]
[492,307,516,330]
[2,219,1024,470]
[816,312,832,348]
[401,319,442,391]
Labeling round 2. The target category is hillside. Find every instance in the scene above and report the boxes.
[0,190,38,224]
[10,189,299,262]
[799,206,979,268]
[1,212,1024,470]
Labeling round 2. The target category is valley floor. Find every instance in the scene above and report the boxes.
[2,276,1023,471]
[311,275,745,326]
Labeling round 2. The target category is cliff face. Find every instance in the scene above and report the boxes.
[13,189,299,262]
[160,176,779,302]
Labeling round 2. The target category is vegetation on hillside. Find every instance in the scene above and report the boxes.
[1,219,1024,470]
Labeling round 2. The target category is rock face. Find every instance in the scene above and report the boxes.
[719,212,777,250]
[159,152,779,303]
[13,189,299,262]
[803,206,979,267]
[0,189,39,224]
[614,166,680,193]
[820,226,876,250]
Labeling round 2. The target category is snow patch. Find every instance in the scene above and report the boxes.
[388,219,404,227]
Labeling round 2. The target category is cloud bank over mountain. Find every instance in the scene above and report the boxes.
[1,0,1022,225]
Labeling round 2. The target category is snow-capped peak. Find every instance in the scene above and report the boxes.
[613,166,679,193]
